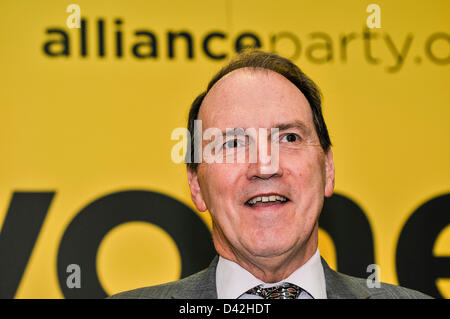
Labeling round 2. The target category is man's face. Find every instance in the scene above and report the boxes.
[188,68,335,260]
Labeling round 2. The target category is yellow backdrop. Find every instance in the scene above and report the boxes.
[0,0,448,298]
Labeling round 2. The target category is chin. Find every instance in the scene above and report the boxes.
[244,238,295,259]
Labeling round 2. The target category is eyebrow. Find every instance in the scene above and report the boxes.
[219,121,312,137]
[273,120,311,134]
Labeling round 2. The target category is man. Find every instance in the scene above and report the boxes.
[111,50,431,299]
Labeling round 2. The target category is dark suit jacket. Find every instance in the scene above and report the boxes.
[109,256,432,299]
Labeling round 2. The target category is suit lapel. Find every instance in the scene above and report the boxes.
[321,257,370,299]
[172,256,219,299]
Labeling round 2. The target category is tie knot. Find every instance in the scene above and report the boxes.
[246,282,302,299]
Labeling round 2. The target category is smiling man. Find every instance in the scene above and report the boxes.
[111,50,431,299]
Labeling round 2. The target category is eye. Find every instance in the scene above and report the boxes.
[281,133,300,143]
[223,138,244,149]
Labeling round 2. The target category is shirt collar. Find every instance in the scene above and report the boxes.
[216,248,327,299]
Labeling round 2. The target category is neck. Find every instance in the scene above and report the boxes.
[214,224,319,283]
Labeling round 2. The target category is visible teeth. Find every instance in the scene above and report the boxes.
[247,195,288,205]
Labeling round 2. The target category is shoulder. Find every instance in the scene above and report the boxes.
[107,256,219,299]
[321,258,432,299]
[107,268,210,299]
[333,271,433,299]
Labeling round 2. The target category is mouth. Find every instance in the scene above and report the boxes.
[245,193,290,207]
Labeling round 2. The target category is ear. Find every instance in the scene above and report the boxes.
[324,148,335,197]
[187,167,208,212]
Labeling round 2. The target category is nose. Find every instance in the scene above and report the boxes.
[246,152,283,180]
[245,127,283,180]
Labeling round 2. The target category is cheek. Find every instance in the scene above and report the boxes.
[284,152,327,194]
[286,150,322,172]
[198,164,242,209]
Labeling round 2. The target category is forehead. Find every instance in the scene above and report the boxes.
[198,68,314,130]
